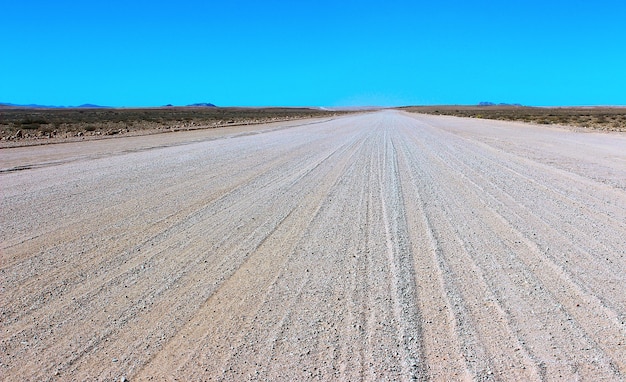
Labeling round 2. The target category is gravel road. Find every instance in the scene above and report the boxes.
[2,110,625,381]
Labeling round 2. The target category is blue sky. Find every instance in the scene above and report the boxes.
[1,0,625,107]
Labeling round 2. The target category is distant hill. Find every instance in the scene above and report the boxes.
[187,103,216,107]
[0,102,58,108]
[2,102,218,109]
[77,104,109,108]
[478,102,523,107]
[0,102,110,109]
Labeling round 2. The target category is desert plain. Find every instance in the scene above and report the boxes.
[1,110,625,380]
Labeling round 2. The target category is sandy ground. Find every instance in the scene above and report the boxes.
[1,110,625,381]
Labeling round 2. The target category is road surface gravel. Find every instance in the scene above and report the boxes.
[1,110,625,381]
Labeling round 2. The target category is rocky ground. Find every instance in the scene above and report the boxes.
[1,111,625,381]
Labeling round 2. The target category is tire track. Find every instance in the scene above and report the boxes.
[378,130,424,380]
[395,117,543,380]
[395,133,473,380]
[397,115,624,379]
[133,122,369,380]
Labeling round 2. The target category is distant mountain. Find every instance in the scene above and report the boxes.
[2,102,217,108]
[0,102,58,108]
[77,104,110,108]
[478,102,523,107]
[187,103,216,107]
[0,102,110,109]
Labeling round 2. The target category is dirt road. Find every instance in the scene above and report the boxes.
[2,110,625,381]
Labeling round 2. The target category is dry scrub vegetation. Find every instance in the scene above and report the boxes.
[401,106,626,132]
[0,107,349,146]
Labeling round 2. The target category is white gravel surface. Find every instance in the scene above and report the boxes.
[1,110,625,381]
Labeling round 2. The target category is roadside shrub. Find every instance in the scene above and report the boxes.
[16,118,48,129]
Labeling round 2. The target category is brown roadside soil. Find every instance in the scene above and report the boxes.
[1,111,625,380]
[401,105,626,132]
[0,106,353,148]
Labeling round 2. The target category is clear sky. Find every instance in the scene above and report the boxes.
[1,0,625,107]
